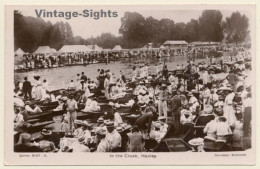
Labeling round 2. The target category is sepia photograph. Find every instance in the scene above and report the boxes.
[4,4,256,165]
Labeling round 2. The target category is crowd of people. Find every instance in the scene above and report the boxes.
[13,45,252,152]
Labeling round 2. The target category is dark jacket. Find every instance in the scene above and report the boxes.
[22,81,32,92]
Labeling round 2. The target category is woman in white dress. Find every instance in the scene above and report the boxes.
[34,76,42,100]
[223,92,236,127]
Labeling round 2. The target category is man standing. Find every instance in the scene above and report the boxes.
[171,90,182,135]
[66,94,78,133]
[22,77,32,100]
[81,72,88,82]
[158,84,168,120]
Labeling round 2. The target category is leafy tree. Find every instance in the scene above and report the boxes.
[198,10,224,42]
[223,11,249,44]
[119,12,147,46]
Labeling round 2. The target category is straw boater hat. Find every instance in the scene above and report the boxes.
[139,103,147,108]
[204,105,213,114]
[61,96,68,101]
[104,119,110,125]
[106,122,115,129]
[158,116,166,121]
[97,117,104,123]
[139,81,145,85]
[25,101,31,105]
[187,91,193,97]
[41,129,52,136]
[161,84,167,89]
[116,126,123,132]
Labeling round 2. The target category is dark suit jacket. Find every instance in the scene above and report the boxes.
[22,81,32,92]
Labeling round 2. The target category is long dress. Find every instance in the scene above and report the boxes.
[223,93,236,127]
[104,78,110,99]
[34,80,42,100]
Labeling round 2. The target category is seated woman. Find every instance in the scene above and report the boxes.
[24,101,42,114]
[216,116,233,143]
[82,96,100,112]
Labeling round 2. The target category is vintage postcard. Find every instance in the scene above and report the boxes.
[4,4,256,165]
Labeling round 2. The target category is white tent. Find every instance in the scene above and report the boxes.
[15,48,25,55]
[58,45,91,53]
[112,45,123,51]
[86,44,103,51]
[33,46,54,54]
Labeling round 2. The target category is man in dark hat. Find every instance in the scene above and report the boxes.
[22,77,32,100]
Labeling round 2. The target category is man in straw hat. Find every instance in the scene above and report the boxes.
[66,93,78,133]
[105,122,122,152]
[80,121,92,146]
[96,128,109,152]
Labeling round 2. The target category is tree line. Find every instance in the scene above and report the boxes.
[14,10,249,52]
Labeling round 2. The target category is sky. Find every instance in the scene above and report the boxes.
[19,5,252,39]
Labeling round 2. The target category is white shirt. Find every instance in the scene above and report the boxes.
[105,130,122,149]
[96,138,110,152]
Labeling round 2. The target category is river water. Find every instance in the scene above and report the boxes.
[14,55,222,91]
